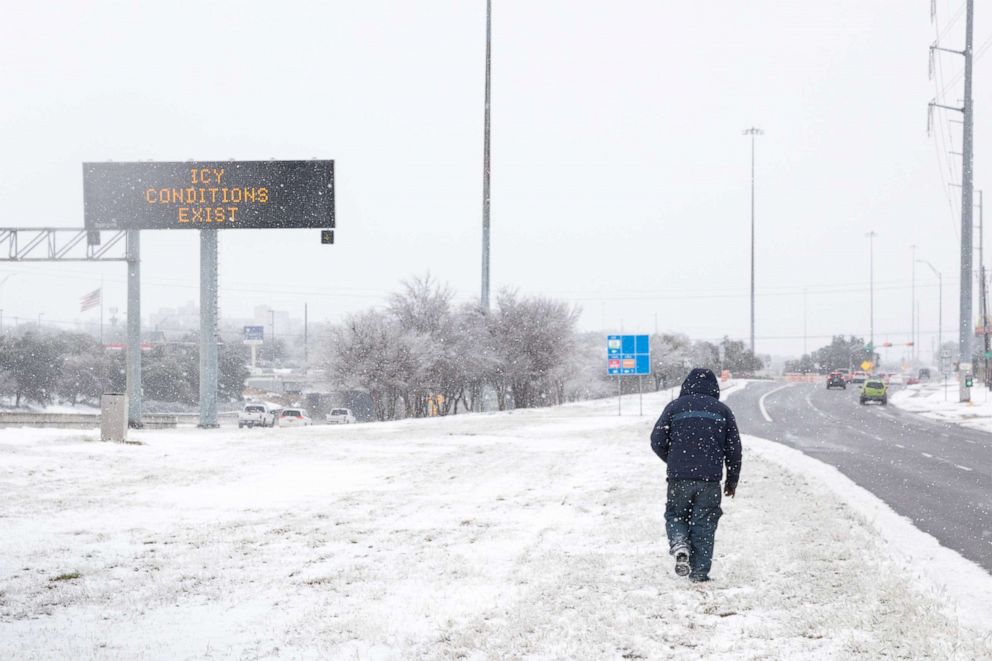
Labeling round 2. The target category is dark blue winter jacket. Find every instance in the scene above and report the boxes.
[650,369,742,487]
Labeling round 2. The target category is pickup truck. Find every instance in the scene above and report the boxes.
[238,403,276,428]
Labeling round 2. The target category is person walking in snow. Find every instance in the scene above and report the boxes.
[650,368,742,582]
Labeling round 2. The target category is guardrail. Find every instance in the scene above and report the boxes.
[0,412,180,430]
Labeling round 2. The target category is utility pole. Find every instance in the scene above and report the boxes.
[743,127,763,353]
[911,244,917,363]
[868,232,877,354]
[304,302,309,376]
[960,0,975,401]
[927,0,974,400]
[481,0,492,312]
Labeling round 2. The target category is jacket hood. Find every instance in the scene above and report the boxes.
[680,368,721,399]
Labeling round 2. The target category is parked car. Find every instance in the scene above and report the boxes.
[860,379,888,405]
[325,408,356,424]
[238,403,275,428]
[826,372,846,389]
[277,408,312,427]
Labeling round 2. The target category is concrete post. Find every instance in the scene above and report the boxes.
[199,230,219,428]
[126,230,142,427]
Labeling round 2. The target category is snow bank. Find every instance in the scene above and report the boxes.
[745,435,992,633]
[890,381,992,433]
[1,385,989,659]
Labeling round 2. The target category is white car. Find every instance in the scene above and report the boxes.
[238,403,276,428]
[325,408,356,424]
[277,408,312,427]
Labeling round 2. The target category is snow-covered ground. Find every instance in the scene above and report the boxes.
[891,381,992,434]
[2,383,991,659]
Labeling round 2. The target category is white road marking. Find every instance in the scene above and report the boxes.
[759,384,794,423]
[894,444,905,449]
[921,452,933,459]
[964,439,977,445]
[955,464,974,472]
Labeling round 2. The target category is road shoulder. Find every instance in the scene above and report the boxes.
[745,433,992,634]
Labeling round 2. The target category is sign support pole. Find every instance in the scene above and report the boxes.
[199,230,219,428]
[638,375,643,416]
[617,375,621,416]
[126,230,142,428]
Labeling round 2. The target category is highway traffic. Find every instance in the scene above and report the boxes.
[730,381,992,572]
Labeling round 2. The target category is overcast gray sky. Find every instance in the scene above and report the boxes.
[0,1,987,361]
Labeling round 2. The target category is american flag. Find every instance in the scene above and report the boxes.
[80,288,101,312]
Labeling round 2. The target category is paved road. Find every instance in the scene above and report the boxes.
[729,381,992,572]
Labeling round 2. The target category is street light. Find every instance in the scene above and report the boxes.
[743,127,763,353]
[867,231,877,352]
[910,244,917,363]
[0,273,12,334]
[916,259,942,368]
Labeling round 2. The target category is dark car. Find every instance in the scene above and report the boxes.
[826,372,846,389]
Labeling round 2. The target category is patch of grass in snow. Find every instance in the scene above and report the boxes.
[49,572,81,582]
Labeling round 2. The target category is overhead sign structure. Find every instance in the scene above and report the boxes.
[243,325,264,345]
[83,160,334,230]
[607,334,651,375]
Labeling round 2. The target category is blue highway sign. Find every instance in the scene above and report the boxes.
[607,334,650,375]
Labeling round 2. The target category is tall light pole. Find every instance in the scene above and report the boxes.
[917,259,942,368]
[911,244,917,362]
[867,232,877,353]
[481,0,492,312]
[977,190,989,385]
[0,274,11,334]
[743,127,763,353]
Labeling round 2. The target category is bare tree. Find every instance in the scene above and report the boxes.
[326,310,425,421]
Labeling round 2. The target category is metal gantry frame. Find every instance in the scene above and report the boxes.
[0,227,143,427]
[0,227,127,261]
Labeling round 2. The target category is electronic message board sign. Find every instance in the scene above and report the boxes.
[83,160,334,230]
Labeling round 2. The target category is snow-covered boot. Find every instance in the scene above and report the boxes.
[672,544,690,577]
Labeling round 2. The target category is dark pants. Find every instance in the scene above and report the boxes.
[665,479,723,578]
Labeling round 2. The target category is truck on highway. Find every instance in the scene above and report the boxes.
[238,403,276,428]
